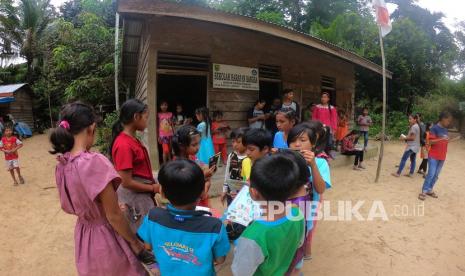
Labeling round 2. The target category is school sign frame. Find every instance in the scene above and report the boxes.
[213,63,259,91]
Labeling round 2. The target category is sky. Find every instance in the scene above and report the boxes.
[50,0,465,31]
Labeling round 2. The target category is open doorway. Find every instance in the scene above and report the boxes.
[259,81,281,108]
[157,74,207,118]
[156,74,207,163]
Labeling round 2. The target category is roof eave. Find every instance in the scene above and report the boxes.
[118,0,392,79]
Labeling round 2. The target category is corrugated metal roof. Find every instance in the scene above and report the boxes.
[0,83,27,94]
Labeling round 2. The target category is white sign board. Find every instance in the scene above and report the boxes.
[213,63,259,91]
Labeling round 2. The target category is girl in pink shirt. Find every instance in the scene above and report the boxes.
[50,102,153,276]
[312,92,338,133]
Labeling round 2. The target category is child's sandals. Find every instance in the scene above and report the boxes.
[19,176,25,184]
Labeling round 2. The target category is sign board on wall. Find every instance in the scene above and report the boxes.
[213,63,259,91]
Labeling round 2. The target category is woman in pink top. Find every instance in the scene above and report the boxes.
[50,102,152,276]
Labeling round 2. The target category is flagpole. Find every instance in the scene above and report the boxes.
[375,26,387,183]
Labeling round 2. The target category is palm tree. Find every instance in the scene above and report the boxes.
[0,0,54,79]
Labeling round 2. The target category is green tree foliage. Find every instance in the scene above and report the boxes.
[31,0,116,125]
[0,0,55,79]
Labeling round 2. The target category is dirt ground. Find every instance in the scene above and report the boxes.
[1,134,464,276]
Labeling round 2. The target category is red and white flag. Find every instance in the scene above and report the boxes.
[373,0,392,37]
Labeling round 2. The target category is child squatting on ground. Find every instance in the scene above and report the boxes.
[1,125,25,185]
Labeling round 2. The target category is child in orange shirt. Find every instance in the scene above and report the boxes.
[212,111,230,166]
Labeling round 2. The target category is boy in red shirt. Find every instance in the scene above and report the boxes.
[1,125,24,185]
[212,111,230,166]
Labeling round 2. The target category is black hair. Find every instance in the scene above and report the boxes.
[172,125,200,157]
[230,127,249,140]
[425,122,432,132]
[109,99,148,156]
[344,129,359,138]
[438,110,452,121]
[254,99,266,106]
[195,107,211,135]
[363,107,369,111]
[409,114,419,123]
[250,154,300,202]
[49,102,97,155]
[321,91,331,97]
[158,159,205,206]
[3,123,13,131]
[277,108,298,125]
[283,88,293,95]
[159,100,168,106]
[243,128,272,150]
[212,110,223,119]
[278,150,310,196]
[287,121,330,155]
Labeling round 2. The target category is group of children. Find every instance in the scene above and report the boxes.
[391,111,456,201]
[156,101,230,167]
[49,98,334,276]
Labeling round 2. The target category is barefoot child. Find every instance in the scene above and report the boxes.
[273,108,297,149]
[157,100,174,163]
[288,121,332,260]
[232,154,305,275]
[138,160,230,275]
[195,107,215,164]
[212,111,230,166]
[110,99,160,232]
[172,125,215,207]
[1,125,24,185]
[50,102,153,275]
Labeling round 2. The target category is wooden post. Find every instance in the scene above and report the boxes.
[114,12,120,111]
[375,27,387,183]
[48,92,53,128]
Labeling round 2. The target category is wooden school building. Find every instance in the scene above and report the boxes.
[118,0,391,168]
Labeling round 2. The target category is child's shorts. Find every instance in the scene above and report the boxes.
[5,159,19,171]
[159,136,171,154]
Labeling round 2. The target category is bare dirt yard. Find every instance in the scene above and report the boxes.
[1,134,464,276]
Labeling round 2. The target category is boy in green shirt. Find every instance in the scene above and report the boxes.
[232,154,305,276]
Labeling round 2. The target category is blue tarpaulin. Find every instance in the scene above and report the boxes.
[0,97,15,103]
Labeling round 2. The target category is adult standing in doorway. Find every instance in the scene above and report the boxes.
[312,92,338,154]
[282,89,300,120]
[265,97,281,136]
[247,99,267,129]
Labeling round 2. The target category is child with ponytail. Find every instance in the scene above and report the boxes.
[172,125,216,207]
[50,102,153,276]
[110,99,160,232]
[195,107,215,164]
